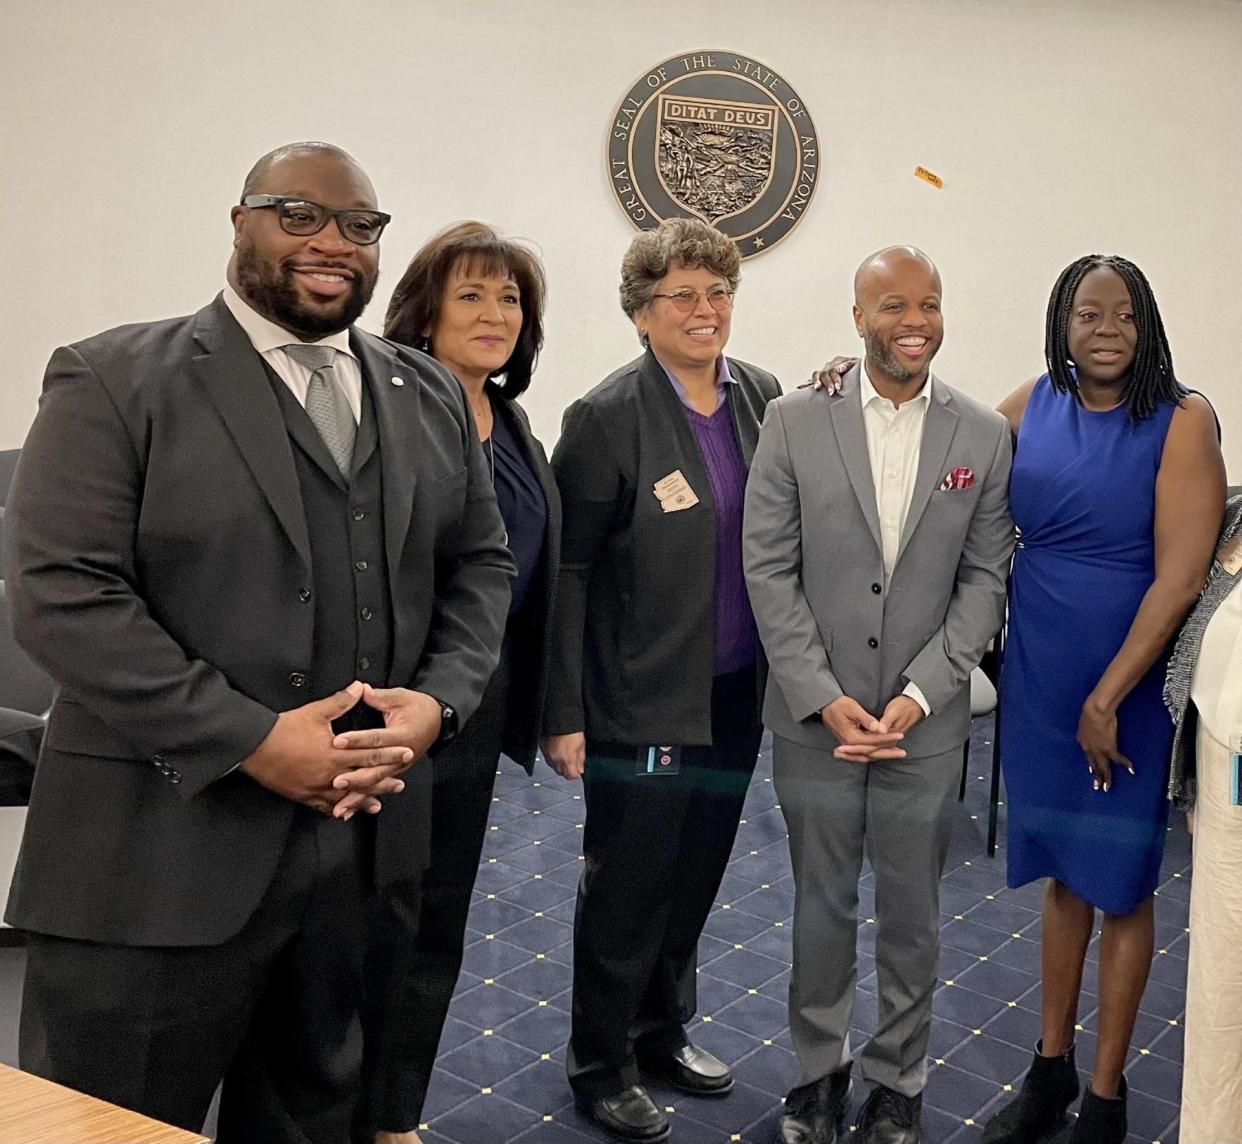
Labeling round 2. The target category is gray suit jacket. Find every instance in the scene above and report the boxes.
[743,365,1013,757]
[4,296,514,946]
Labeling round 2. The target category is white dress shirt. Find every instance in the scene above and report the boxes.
[860,363,933,715]
[222,285,362,424]
[1191,583,1242,749]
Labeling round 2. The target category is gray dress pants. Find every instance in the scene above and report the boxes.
[773,734,960,1097]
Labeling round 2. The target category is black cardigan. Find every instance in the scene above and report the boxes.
[544,349,780,746]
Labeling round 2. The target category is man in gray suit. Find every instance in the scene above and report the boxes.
[4,142,513,1142]
[743,247,1013,1144]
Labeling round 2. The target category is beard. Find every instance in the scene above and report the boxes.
[234,236,376,338]
[862,327,935,384]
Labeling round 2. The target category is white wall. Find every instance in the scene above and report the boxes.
[3,0,1241,471]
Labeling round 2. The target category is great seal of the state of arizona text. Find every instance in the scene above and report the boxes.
[607,50,820,258]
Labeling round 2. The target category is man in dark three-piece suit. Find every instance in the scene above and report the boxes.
[3,142,513,1141]
[744,248,1013,1144]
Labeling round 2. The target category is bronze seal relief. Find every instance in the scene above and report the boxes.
[607,50,821,258]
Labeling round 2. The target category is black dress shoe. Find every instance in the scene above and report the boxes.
[856,1085,921,1144]
[577,1085,671,1142]
[779,1066,852,1144]
[640,1042,734,1096]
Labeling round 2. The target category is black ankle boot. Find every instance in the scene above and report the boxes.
[1067,1077,1126,1144]
[981,1042,1079,1144]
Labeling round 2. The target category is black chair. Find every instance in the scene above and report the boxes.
[985,621,1005,857]
[956,633,1004,858]
[0,454,54,718]
[0,450,19,507]
[0,581,52,719]
[0,448,43,945]
[958,667,997,799]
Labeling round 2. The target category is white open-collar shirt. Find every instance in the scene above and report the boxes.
[859,362,933,715]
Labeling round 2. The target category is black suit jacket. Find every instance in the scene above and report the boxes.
[489,391,561,772]
[4,296,514,946]
[544,350,780,746]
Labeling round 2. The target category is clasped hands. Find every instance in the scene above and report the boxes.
[240,680,442,819]
[541,694,925,775]
[821,694,923,761]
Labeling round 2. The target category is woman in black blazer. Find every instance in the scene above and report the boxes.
[362,222,561,1144]
[542,217,780,1143]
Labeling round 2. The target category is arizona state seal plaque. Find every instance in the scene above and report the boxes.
[607,50,820,258]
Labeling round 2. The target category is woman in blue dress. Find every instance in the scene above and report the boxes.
[983,256,1223,1144]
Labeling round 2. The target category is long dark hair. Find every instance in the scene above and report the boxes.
[1044,254,1185,421]
[384,221,546,400]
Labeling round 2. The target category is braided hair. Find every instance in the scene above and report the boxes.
[1044,254,1185,421]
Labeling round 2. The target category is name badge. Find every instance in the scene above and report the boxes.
[1218,535,1242,576]
[637,744,682,776]
[653,470,700,513]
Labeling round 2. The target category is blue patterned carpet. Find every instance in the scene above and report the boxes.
[417,718,1190,1144]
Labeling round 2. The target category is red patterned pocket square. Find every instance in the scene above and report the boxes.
[938,466,975,491]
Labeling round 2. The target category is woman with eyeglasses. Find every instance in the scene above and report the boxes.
[541,217,780,1143]
[359,222,560,1144]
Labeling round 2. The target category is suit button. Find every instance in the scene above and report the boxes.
[871,583,882,594]
[360,607,372,621]
[289,672,307,687]
[359,657,371,671]
[168,772,181,784]
[868,637,879,649]
[354,560,368,572]
[152,753,164,764]
[298,588,311,602]
[352,508,366,521]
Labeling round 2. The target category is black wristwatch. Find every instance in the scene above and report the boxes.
[434,699,458,747]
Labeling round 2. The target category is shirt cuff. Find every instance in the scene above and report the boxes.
[903,681,931,717]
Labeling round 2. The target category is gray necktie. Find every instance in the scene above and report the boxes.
[283,343,356,477]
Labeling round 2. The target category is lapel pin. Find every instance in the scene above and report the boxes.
[389,376,405,387]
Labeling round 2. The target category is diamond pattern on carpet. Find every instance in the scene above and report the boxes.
[417,719,1189,1144]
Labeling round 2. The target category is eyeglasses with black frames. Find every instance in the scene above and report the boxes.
[650,287,735,314]
[240,195,391,246]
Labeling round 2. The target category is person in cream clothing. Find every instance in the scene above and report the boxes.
[1165,493,1242,1144]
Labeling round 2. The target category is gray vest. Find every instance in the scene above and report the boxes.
[265,364,393,730]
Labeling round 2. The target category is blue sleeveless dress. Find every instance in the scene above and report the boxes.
[1000,375,1176,914]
